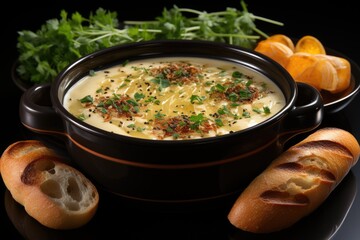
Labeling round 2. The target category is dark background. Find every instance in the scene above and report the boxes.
[3,0,360,97]
[1,1,360,239]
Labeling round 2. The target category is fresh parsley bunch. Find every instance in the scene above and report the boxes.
[124,2,280,48]
[16,1,283,85]
[16,8,133,84]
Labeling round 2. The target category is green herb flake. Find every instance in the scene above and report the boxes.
[77,113,86,121]
[232,71,243,78]
[79,95,93,103]
[151,75,170,89]
[134,92,145,101]
[89,70,96,76]
[154,111,166,119]
[190,95,206,104]
[263,106,271,114]
[215,118,224,127]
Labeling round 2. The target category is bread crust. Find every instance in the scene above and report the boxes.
[1,140,99,229]
[227,127,360,233]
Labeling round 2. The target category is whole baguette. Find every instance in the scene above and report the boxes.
[0,140,99,230]
[228,127,360,233]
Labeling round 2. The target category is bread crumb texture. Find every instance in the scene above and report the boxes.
[23,158,98,212]
[1,140,99,230]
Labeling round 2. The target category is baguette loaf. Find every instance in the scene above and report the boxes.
[228,127,360,233]
[0,140,99,230]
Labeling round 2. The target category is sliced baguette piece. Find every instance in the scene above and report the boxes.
[0,140,99,230]
[227,127,360,233]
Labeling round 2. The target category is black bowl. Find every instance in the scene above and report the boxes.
[19,40,323,202]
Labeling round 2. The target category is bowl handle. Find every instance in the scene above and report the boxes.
[279,82,324,145]
[19,83,65,137]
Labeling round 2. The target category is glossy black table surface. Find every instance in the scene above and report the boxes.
[2,1,360,239]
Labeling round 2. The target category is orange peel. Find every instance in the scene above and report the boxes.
[295,35,326,54]
[286,52,339,92]
[314,54,351,93]
[254,40,293,68]
[266,34,295,52]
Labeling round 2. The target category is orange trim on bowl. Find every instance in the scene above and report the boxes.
[22,123,278,169]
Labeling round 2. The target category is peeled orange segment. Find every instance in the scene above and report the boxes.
[266,34,295,51]
[286,53,339,91]
[314,54,351,93]
[254,40,293,68]
[295,35,326,54]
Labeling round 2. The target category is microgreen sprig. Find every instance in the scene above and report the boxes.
[16,1,283,85]
[124,0,283,46]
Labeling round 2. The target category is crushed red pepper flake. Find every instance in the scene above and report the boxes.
[150,62,202,84]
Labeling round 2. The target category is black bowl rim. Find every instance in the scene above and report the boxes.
[50,39,297,145]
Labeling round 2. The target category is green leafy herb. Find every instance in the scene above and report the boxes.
[190,95,206,104]
[16,1,283,85]
[134,92,145,101]
[79,95,93,103]
[124,1,282,47]
[189,113,206,130]
[77,113,86,121]
[17,8,130,84]
[150,75,171,90]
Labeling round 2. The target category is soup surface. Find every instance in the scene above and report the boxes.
[64,57,285,140]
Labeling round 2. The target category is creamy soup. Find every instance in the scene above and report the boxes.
[63,57,286,140]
